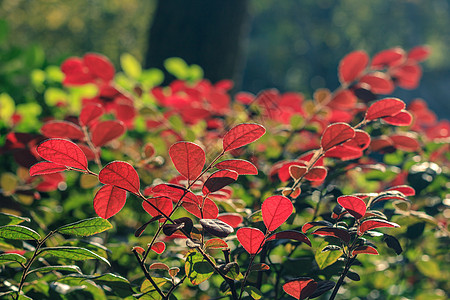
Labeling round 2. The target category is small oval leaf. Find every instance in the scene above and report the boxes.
[365,98,405,121]
[214,159,258,175]
[337,196,367,220]
[93,185,127,219]
[222,123,265,152]
[321,123,355,151]
[0,225,41,241]
[236,227,265,255]
[37,139,88,170]
[57,217,113,236]
[169,141,205,180]
[338,50,369,84]
[261,195,293,232]
[283,278,318,300]
[30,161,67,176]
[91,120,126,147]
[202,169,238,195]
[99,161,140,195]
[41,121,85,140]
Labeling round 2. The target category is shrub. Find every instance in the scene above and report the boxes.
[0,46,448,300]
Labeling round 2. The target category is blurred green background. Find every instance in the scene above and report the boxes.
[0,0,449,117]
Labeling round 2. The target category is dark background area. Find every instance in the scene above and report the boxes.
[0,0,449,117]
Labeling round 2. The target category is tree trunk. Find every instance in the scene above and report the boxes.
[145,0,250,88]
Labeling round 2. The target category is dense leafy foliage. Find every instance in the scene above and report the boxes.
[0,45,448,300]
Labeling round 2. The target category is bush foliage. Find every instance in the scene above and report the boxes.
[0,46,449,300]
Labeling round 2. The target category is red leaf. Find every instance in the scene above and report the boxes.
[338,50,369,84]
[391,64,422,89]
[99,161,140,195]
[371,47,405,69]
[262,195,293,231]
[329,90,357,109]
[359,72,394,94]
[77,143,97,161]
[83,53,115,82]
[365,98,405,121]
[344,130,371,150]
[289,165,308,181]
[202,170,238,195]
[301,221,333,233]
[358,219,399,235]
[61,57,94,85]
[222,123,265,152]
[382,110,412,126]
[235,92,255,105]
[142,197,173,218]
[386,185,415,197]
[182,197,219,219]
[169,142,205,180]
[35,173,65,192]
[217,213,243,228]
[407,45,431,62]
[390,133,420,152]
[41,121,85,140]
[369,136,394,153]
[337,196,367,220]
[91,120,126,147]
[205,238,229,249]
[278,161,306,182]
[304,167,327,181]
[36,139,88,170]
[351,245,379,256]
[312,227,351,244]
[320,123,355,151]
[149,263,169,271]
[151,242,166,254]
[267,230,311,247]
[283,278,318,300]
[79,104,104,127]
[93,185,127,219]
[214,159,258,175]
[30,161,67,176]
[236,227,265,255]
[325,144,363,161]
[151,184,198,204]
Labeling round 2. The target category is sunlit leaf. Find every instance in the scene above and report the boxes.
[222,123,265,152]
[56,217,113,236]
[94,185,127,219]
[37,139,88,170]
[283,278,317,300]
[0,225,40,241]
[261,195,293,231]
[99,161,140,195]
[185,251,215,285]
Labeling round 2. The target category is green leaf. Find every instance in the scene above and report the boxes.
[0,173,17,195]
[0,93,15,122]
[220,262,243,280]
[0,212,31,226]
[164,57,189,79]
[0,253,27,265]
[121,53,142,79]
[244,286,263,299]
[58,273,133,297]
[141,68,164,87]
[27,265,82,276]
[185,251,215,285]
[56,217,112,237]
[0,225,41,241]
[39,247,110,266]
[315,241,342,270]
[140,277,168,298]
